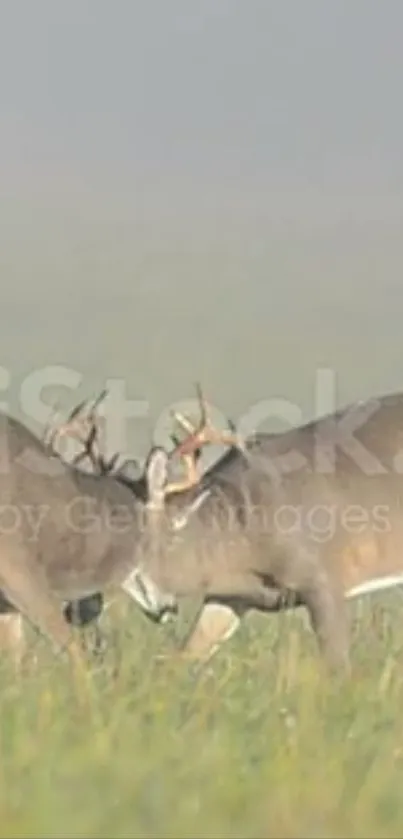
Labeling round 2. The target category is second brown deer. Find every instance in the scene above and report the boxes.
[131,385,403,675]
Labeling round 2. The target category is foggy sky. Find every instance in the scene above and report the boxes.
[2,0,403,223]
[1,1,403,446]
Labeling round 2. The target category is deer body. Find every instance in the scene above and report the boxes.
[0,412,177,656]
[134,390,403,671]
[4,380,403,675]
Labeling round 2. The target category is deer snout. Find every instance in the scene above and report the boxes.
[121,568,178,623]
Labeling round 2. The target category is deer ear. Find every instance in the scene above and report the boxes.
[144,447,169,508]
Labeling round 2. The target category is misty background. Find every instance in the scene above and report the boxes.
[1,0,403,457]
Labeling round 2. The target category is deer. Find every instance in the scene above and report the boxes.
[43,388,204,642]
[130,384,403,675]
[0,389,138,665]
[42,388,136,649]
[0,387,207,680]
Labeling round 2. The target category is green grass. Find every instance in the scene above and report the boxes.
[1,594,403,838]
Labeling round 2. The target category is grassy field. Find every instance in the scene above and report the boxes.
[0,593,403,839]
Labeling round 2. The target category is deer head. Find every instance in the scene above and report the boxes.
[44,381,242,511]
[142,382,245,510]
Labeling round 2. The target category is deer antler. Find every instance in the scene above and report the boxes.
[44,389,111,474]
[43,401,62,452]
[172,382,244,455]
[162,382,244,497]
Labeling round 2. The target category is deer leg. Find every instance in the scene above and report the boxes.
[0,542,90,699]
[178,597,247,662]
[0,613,25,670]
[64,594,105,657]
[0,575,73,653]
[0,591,25,670]
[179,583,305,663]
[302,573,351,674]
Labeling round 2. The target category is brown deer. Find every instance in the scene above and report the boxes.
[43,389,129,647]
[43,388,201,637]
[0,388,205,675]
[131,385,403,673]
[0,389,140,664]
